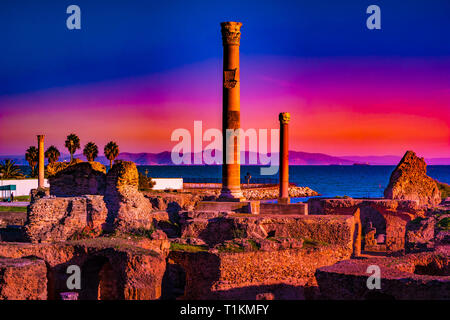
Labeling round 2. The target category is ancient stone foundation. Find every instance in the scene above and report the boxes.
[0,257,47,300]
[179,213,357,249]
[49,161,107,197]
[25,195,108,243]
[0,238,169,300]
[170,244,351,299]
[25,160,156,242]
[316,246,450,300]
[308,198,424,253]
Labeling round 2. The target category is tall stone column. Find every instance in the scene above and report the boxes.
[278,113,290,204]
[219,21,244,201]
[37,135,45,189]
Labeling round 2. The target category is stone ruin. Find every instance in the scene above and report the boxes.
[308,198,422,253]
[384,150,441,206]
[26,160,155,242]
[0,149,448,300]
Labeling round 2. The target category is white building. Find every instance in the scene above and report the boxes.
[0,179,49,197]
[0,178,181,197]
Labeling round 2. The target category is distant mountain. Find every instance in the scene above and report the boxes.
[341,155,450,165]
[1,151,449,166]
[341,155,402,165]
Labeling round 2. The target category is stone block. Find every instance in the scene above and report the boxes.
[0,257,47,300]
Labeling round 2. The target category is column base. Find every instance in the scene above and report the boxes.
[218,187,245,202]
[278,197,290,204]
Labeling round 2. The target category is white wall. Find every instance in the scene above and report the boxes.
[0,178,182,195]
[0,179,49,196]
[152,178,183,190]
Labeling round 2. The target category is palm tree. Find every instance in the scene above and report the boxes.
[65,133,80,162]
[25,146,38,177]
[0,160,24,179]
[45,145,61,164]
[83,142,99,162]
[104,141,120,169]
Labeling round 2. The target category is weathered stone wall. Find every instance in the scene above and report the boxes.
[170,244,352,299]
[180,214,356,251]
[260,203,308,215]
[24,195,108,243]
[143,191,203,213]
[316,247,450,300]
[308,198,421,216]
[185,186,318,200]
[243,186,318,200]
[0,238,168,300]
[0,257,47,300]
[104,161,154,232]
[26,161,156,240]
[49,161,107,197]
[307,198,418,253]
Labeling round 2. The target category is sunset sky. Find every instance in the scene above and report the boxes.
[0,0,449,158]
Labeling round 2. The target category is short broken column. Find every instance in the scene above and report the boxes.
[278,113,290,204]
[37,135,45,189]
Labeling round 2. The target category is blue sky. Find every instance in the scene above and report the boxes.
[1,0,449,95]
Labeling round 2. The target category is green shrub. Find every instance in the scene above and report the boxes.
[436,181,450,200]
[139,172,155,190]
[170,243,208,253]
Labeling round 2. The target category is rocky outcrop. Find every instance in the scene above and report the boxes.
[104,161,153,232]
[384,151,441,207]
[49,161,107,197]
[24,195,108,243]
[0,257,47,300]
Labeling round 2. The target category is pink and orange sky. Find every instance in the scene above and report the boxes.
[0,56,449,158]
[1,1,449,159]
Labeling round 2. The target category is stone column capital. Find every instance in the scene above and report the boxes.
[221,21,242,46]
[279,112,291,124]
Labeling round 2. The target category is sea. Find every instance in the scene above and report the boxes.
[17,164,449,203]
[137,165,450,203]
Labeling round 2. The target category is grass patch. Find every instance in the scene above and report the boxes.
[128,226,155,239]
[170,242,209,253]
[217,243,245,253]
[0,206,27,213]
[302,237,329,247]
[13,196,30,201]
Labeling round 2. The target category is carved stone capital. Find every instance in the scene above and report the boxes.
[279,112,291,124]
[221,21,242,46]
